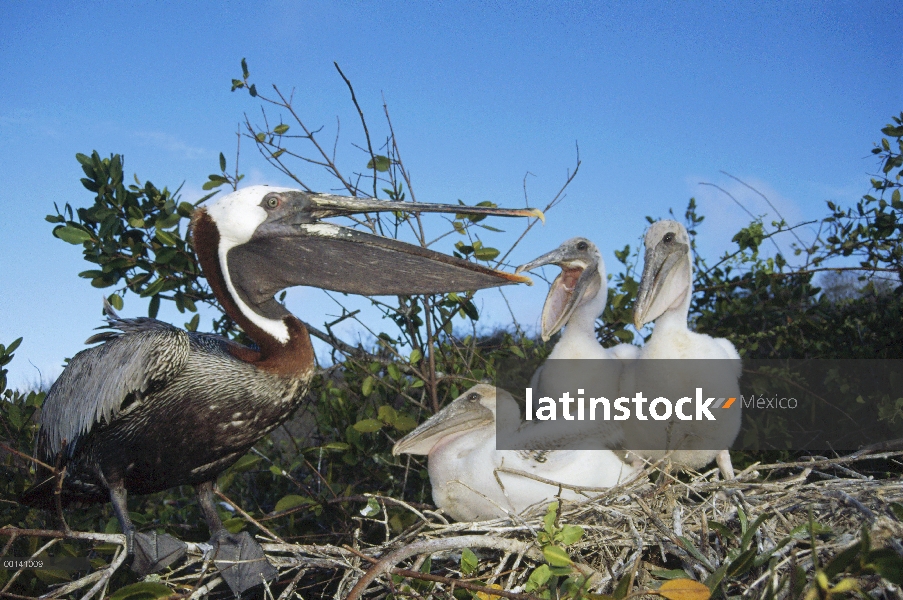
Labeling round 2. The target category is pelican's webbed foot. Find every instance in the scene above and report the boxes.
[130,531,188,575]
[209,530,278,595]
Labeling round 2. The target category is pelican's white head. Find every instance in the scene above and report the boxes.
[516,237,606,341]
[633,220,692,329]
[392,384,512,456]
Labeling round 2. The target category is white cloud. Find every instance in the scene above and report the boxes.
[685,174,814,263]
[135,131,213,160]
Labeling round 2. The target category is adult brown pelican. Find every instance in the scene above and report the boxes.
[23,186,537,593]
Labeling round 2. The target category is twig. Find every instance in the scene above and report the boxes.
[0,443,56,472]
[396,566,540,600]
[345,535,543,600]
[213,489,286,544]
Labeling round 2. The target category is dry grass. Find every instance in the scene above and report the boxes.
[3,450,902,599]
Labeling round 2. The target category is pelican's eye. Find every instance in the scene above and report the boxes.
[467,392,480,403]
[265,195,280,209]
[576,241,588,251]
[663,232,675,243]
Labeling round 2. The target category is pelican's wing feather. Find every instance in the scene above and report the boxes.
[38,315,190,460]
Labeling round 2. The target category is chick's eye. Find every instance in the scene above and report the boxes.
[266,196,280,209]
[467,393,480,403]
[663,232,675,243]
[576,241,588,251]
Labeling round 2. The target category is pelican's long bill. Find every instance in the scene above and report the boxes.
[393,389,495,456]
[224,189,537,301]
[633,223,691,329]
[515,238,600,341]
[299,192,545,223]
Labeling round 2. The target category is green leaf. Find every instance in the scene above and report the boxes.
[366,155,391,172]
[473,246,500,261]
[542,545,572,567]
[677,536,712,568]
[393,415,418,432]
[353,418,384,433]
[409,348,422,364]
[378,405,398,424]
[148,294,160,319]
[558,524,584,545]
[219,152,227,171]
[361,376,374,397]
[543,502,558,534]
[823,543,860,579]
[274,124,290,135]
[223,517,245,534]
[109,582,174,600]
[360,497,380,517]
[241,58,249,79]
[54,225,92,244]
[650,569,692,580]
[726,547,758,578]
[866,548,903,584]
[322,442,350,450]
[525,564,551,591]
[155,229,178,246]
[461,548,478,575]
[739,513,772,550]
[230,454,261,473]
[387,363,401,381]
[274,494,314,513]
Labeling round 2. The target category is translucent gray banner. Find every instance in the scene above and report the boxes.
[494,359,903,452]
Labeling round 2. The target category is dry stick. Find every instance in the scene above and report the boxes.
[698,182,783,255]
[345,536,544,600]
[0,592,38,600]
[213,489,286,544]
[754,449,903,471]
[343,540,545,600]
[423,297,440,413]
[631,496,714,572]
[0,443,56,472]
[276,567,307,600]
[0,528,125,545]
[42,568,106,599]
[270,85,356,195]
[188,576,224,600]
[334,63,378,200]
[721,171,806,249]
[79,545,128,600]
[494,465,649,497]
[495,146,580,267]
[0,539,58,597]
[0,533,16,559]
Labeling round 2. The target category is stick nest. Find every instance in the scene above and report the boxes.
[4,451,902,600]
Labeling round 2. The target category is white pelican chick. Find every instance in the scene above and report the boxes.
[516,237,638,360]
[393,384,638,522]
[628,220,741,478]
[517,238,638,451]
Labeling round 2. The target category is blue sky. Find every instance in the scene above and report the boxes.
[2,1,901,389]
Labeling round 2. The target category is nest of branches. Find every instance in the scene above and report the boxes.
[4,449,902,600]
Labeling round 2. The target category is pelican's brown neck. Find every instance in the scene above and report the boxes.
[191,209,314,376]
